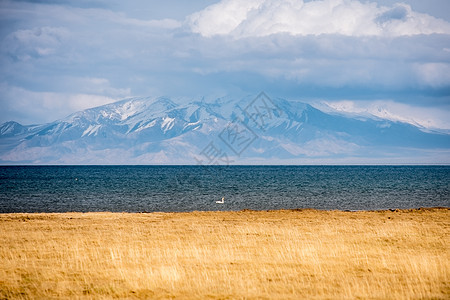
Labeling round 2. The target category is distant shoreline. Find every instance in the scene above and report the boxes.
[1,206,448,215]
[2,164,450,166]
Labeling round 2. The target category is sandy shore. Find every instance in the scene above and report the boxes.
[0,208,449,299]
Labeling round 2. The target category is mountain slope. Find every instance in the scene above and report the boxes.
[1,95,449,164]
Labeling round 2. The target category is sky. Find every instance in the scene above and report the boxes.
[0,0,449,129]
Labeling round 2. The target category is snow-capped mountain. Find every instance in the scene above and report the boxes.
[1,94,449,164]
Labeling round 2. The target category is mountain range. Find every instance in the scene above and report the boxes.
[1,94,449,164]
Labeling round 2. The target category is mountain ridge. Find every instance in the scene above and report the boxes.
[1,94,449,164]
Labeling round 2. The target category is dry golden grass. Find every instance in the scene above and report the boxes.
[0,208,448,299]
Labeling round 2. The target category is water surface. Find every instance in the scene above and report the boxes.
[0,166,449,212]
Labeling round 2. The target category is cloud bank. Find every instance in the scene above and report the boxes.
[0,0,449,129]
[189,0,450,37]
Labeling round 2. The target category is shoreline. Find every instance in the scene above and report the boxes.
[1,206,448,215]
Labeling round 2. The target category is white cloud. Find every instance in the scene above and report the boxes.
[188,0,450,38]
[0,0,449,127]
[178,33,450,93]
[0,84,118,124]
[67,77,131,98]
[188,0,264,36]
[414,63,450,89]
[116,17,181,29]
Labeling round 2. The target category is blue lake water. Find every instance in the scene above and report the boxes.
[0,166,449,213]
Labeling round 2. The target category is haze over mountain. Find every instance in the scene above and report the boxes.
[1,94,449,165]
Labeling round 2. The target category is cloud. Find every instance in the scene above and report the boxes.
[116,17,181,29]
[2,26,69,61]
[175,33,450,98]
[414,63,450,89]
[0,84,118,124]
[65,77,131,98]
[0,0,449,127]
[188,0,450,38]
[375,5,408,23]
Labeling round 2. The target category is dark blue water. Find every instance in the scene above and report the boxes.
[0,166,449,213]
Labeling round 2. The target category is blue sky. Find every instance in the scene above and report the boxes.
[0,0,449,129]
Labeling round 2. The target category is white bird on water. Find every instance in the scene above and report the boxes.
[216,197,225,204]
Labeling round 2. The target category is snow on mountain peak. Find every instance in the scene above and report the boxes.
[1,94,449,164]
[319,100,450,131]
[0,121,26,136]
[82,124,102,137]
[161,116,175,133]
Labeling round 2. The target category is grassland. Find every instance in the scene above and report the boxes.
[0,208,448,299]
